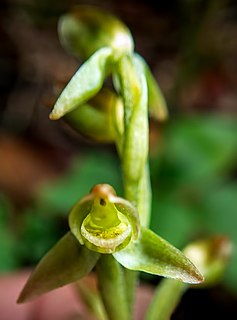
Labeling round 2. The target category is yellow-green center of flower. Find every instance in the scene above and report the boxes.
[81,196,132,253]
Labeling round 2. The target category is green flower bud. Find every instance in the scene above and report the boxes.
[64,88,123,143]
[59,6,134,60]
[69,184,139,254]
[184,236,232,286]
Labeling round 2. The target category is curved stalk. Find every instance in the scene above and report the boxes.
[146,279,187,320]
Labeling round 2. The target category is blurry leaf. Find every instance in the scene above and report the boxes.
[50,47,113,120]
[224,250,237,293]
[203,184,237,239]
[201,184,237,292]
[17,209,63,264]
[37,152,122,215]
[163,116,237,186]
[0,194,11,226]
[0,195,17,271]
[151,198,198,248]
[18,232,100,303]
[113,227,203,284]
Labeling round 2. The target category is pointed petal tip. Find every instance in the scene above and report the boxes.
[16,282,38,304]
[181,268,205,285]
[16,290,28,304]
[16,296,24,304]
[49,112,60,120]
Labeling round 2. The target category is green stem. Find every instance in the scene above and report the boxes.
[123,164,151,317]
[96,255,130,320]
[124,269,138,316]
[145,279,188,320]
[137,164,151,227]
[115,52,151,319]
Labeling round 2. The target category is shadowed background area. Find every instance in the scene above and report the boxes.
[0,0,237,319]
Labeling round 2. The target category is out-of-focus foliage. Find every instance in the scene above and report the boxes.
[150,115,237,293]
[0,195,16,271]
[37,151,123,214]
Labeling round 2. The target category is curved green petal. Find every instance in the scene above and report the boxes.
[17,232,100,303]
[114,197,140,239]
[113,227,204,284]
[134,53,168,121]
[50,47,113,120]
[69,196,93,244]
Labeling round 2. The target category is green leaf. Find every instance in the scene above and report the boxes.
[49,47,113,120]
[17,232,100,303]
[113,227,203,284]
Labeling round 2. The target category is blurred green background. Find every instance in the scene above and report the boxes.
[0,0,236,318]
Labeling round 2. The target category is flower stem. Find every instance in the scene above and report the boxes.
[96,255,130,320]
[124,269,138,316]
[145,279,188,320]
[123,164,151,317]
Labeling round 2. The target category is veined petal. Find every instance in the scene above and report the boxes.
[113,227,204,284]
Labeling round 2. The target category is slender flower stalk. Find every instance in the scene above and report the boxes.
[146,279,187,320]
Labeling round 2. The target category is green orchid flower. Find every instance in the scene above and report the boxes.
[18,184,203,303]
